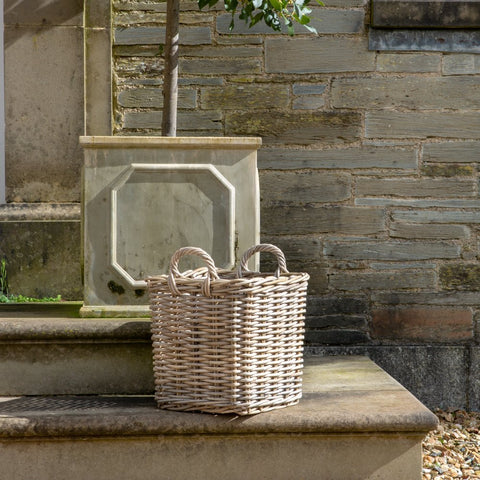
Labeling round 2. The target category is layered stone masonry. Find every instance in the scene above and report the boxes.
[112,0,480,354]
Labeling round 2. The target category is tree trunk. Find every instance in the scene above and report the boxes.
[161,0,180,137]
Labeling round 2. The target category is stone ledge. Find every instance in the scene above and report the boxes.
[0,357,438,438]
[0,316,150,341]
[0,203,80,222]
[79,135,262,149]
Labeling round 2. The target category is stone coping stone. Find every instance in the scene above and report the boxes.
[0,302,83,319]
[79,136,262,149]
[0,315,150,340]
[0,356,438,438]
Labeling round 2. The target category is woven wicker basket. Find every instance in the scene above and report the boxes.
[146,244,309,415]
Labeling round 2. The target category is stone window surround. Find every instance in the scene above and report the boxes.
[369,0,480,52]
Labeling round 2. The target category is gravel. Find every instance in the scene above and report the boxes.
[423,410,480,479]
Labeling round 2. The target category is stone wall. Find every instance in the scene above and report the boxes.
[112,0,480,409]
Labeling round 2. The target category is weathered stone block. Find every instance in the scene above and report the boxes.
[305,329,370,345]
[293,84,327,95]
[329,270,436,291]
[85,27,112,136]
[325,240,460,260]
[326,0,365,6]
[369,29,480,53]
[260,235,323,263]
[201,85,288,110]
[259,239,327,294]
[179,77,224,86]
[442,54,480,75]
[5,0,83,25]
[423,141,480,163]
[181,45,262,57]
[260,171,351,205]
[372,291,480,306]
[114,11,213,26]
[390,223,470,240]
[293,97,325,110]
[371,347,468,409]
[258,146,417,170]
[117,88,196,108]
[440,264,480,291]
[421,164,474,177]
[371,262,438,271]
[5,26,83,202]
[470,347,480,411]
[115,57,164,78]
[307,296,369,316]
[180,57,261,75]
[123,111,223,130]
[371,0,480,28]
[217,9,364,35]
[357,198,480,208]
[226,111,362,145]
[392,210,480,224]
[366,112,480,138]
[332,76,480,109]
[265,37,375,73]
[356,178,476,197]
[261,206,385,235]
[376,53,441,73]
[297,263,328,295]
[85,0,110,28]
[113,45,162,57]
[0,221,82,300]
[307,314,368,330]
[114,26,212,45]
[371,308,473,343]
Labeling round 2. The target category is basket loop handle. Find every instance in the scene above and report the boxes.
[237,244,289,278]
[167,247,219,296]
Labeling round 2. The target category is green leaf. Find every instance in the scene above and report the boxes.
[198,0,210,9]
[250,11,264,26]
[303,23,318,33]
[269,0,283,11]
[299,14,311,24]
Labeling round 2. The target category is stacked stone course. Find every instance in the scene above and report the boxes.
[112,0,480,409]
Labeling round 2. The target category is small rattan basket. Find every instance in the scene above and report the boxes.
[146,244,309,415]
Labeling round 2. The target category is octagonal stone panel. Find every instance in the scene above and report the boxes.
[110,163,235,288]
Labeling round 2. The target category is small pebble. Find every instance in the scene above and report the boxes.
[423,410,480,480]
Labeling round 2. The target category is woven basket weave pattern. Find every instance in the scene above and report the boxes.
[147,245,309,415]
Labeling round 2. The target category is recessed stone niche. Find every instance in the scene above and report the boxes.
[80,136,261,317]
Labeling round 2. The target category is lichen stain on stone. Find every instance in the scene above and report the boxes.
[108,280,125,295]
[439,264,480,290]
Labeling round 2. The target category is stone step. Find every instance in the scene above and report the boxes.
[0,307,154,395]
[0,356,437,480]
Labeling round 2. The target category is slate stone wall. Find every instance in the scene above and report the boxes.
[112,0,480,409]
